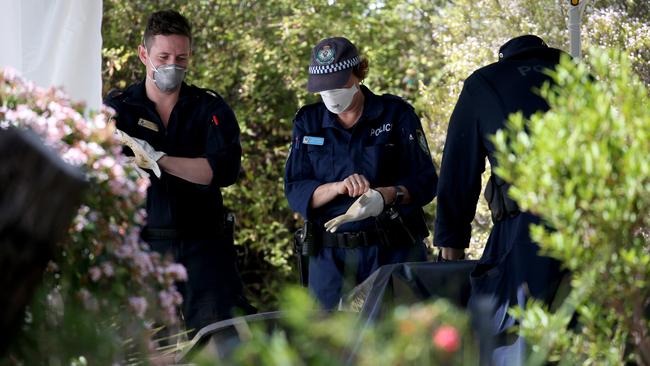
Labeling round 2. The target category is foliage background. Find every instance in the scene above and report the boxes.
[101,0,650,310]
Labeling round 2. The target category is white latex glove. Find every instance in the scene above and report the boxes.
[324,189,384,233]
[125,157,150,179]
[115,129,166,178]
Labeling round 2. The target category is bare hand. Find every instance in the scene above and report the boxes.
[440,247,465,261]
[337,174,370,197]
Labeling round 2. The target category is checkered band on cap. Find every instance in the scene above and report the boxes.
[308,56,361,75]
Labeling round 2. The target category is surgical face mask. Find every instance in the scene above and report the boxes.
[147,54,186,93]
[320,84,358,114]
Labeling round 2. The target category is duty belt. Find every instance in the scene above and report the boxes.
[321,229,383,249]
[141,227,181,241]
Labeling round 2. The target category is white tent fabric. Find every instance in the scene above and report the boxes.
[0,0,103,111]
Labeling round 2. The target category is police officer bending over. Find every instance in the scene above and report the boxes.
[104,10,251,336]
[434,35,567,365]
[285,37,438,310]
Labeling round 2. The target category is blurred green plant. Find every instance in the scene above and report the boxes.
[493,49,650,365]
[190,286,477,365]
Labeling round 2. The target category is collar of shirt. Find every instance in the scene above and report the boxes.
[320,84,384,129]
[124,80,196,107]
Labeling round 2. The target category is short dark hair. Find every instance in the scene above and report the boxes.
[143,10,192,50]
[352,57,369,80]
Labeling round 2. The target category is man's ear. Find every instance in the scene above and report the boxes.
[138,44,148,66]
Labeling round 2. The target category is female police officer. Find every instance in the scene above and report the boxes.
[284,37,438,309]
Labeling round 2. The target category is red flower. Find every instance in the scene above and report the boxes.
[432,325,460,353]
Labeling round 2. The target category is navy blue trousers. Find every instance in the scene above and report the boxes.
[469,215,564,365]
[308,241,428,310]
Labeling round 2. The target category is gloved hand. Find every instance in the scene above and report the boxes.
[125,157,151,179]
[115,129,166,178]
[324,189,384,232]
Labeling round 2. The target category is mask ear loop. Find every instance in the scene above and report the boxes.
[143,36,159,82]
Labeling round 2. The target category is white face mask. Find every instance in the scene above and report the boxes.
[320,84,358,114]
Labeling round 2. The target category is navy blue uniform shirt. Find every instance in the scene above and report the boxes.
[104,81,241,239]
[285,85,437,232]
[434,39,565,249]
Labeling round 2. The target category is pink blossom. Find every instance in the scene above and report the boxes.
[133,251,154,275]
[432,325,460,353]
[128,296,148,318]
[108,179,128,196]
[88,266,102,282]
[159,290,176,309]
[92,112,108,130]
[78,288,99,311]
[165,263,188,282]
[2,66,18,81]
[110,162,125,180]
[134,209,147,226]
[2,68,184,329]
[61,147,89,165]
[86,141,106,156]
[115,244,134,259]
[101,262,115,277]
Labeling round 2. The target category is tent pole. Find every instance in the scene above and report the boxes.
[568,0,590,59]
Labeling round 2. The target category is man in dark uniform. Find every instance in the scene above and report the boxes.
[104,10,250,335]
[434,35,567,365]
[285,37,437,310]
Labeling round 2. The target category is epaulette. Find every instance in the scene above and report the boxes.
[381,93,405,102]
[106,88,125,100]
[382,93,414,110]
[294,101,321,120]
[193,85,222,100]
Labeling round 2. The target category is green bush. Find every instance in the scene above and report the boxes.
[191,287,477,366]
[493,49,650,365]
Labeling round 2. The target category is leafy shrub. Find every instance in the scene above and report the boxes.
[493,49,650,365]
[191,287,477,366]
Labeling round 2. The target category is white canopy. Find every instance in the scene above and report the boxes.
[0,0,103,110]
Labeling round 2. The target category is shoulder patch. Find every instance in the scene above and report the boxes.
[203,88,221,98]
[381,93,414,111]
[381,93,405,102]
[294,102,321,120]
[416,129,430,155]
[106,88,125,100]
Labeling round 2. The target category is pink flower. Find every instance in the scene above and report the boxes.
[88,266,102,282]
[159,288,183,308]
[432,325,460,353]
[2,66,18,81]
[77,288,99,311]
[101,262,115,277]
[133,251,154,276]
[159,290,175,309]
[165,263,188,282]
[61,147,88,165]
[115,244,134,259]
[128,296,148,318]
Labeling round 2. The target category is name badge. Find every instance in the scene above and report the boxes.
[138,118,159,132]
[302,136,324,146]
